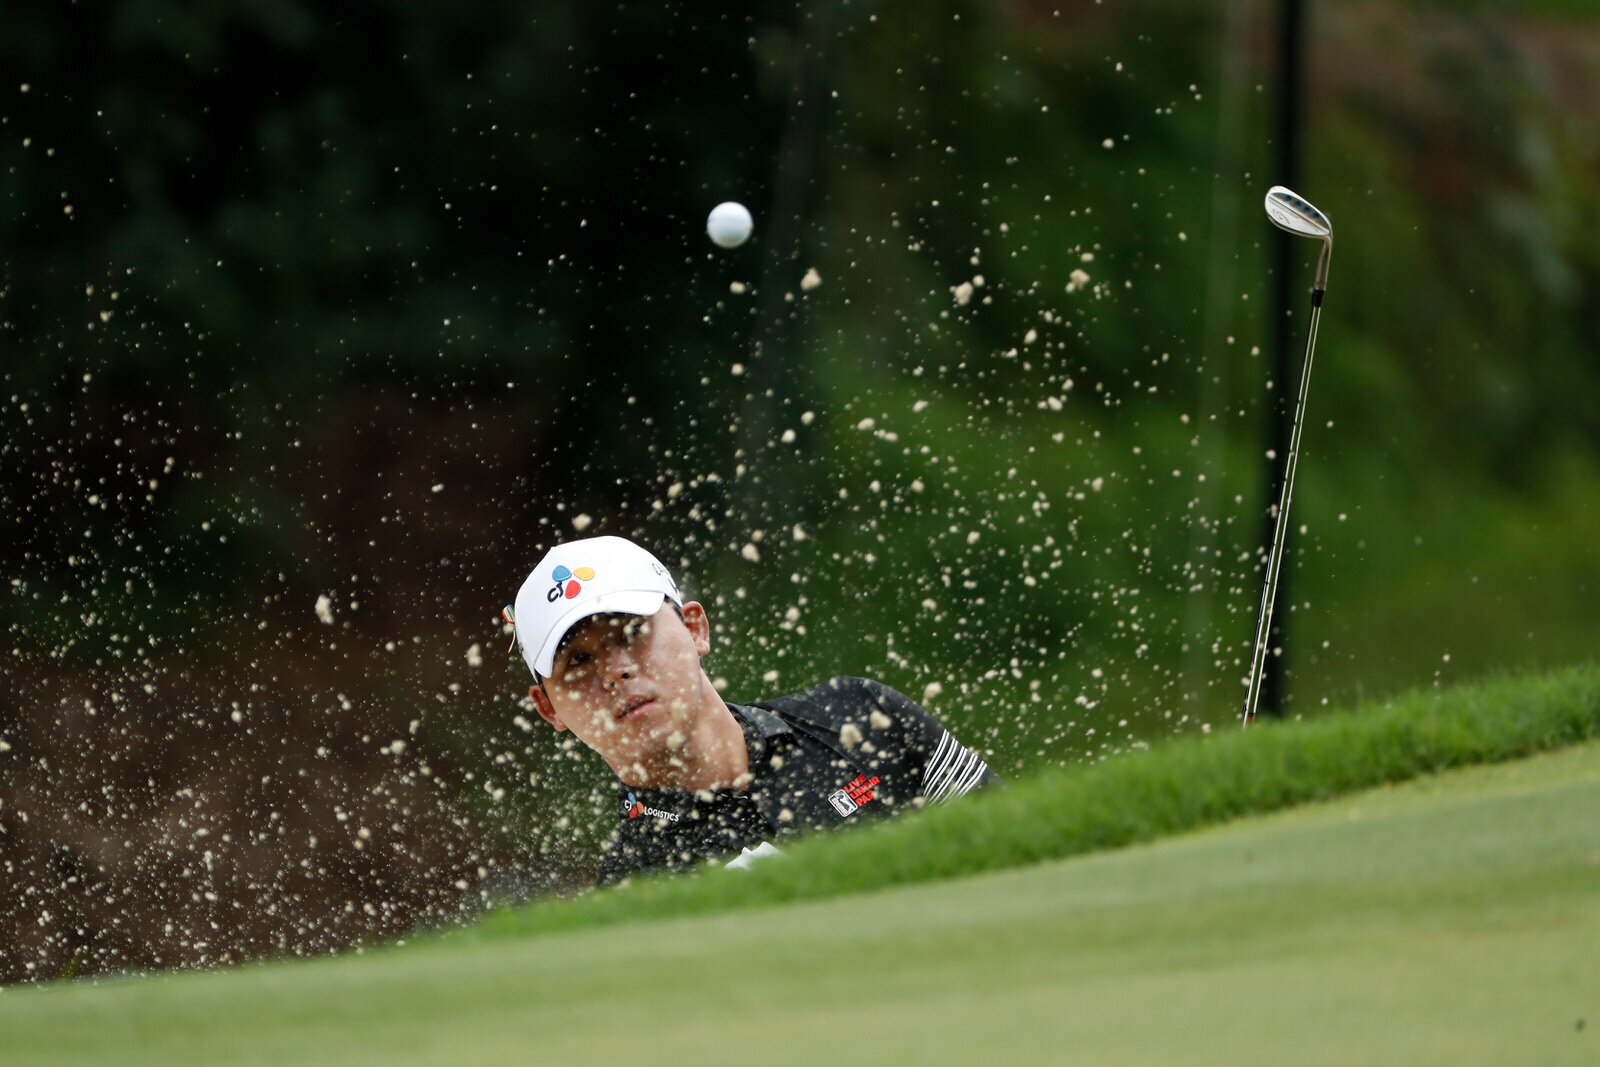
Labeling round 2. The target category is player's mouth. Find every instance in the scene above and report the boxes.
[616,696,655,722]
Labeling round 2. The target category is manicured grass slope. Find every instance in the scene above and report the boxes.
[6,664,1599,1065]
[474,661,1600,936]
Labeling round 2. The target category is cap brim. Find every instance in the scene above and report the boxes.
[530,591,670,678]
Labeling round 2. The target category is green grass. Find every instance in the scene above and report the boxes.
[5,664,1600,1064]
[470,661,1600,936]
[8,733,1599,1064]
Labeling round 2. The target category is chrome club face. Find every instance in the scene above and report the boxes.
[1264,185,1331,239]
[1265,185,1332,294]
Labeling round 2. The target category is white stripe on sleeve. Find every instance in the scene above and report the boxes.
[922,730,990,805]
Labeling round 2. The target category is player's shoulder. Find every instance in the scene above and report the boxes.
[752,675,935,732]
[755,674,876,714]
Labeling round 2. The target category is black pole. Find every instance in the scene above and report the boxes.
[1258,0,1306,718]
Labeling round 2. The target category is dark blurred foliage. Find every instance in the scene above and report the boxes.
[3,0,1599,981]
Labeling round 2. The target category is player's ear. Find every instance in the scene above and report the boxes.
[529,684,567,731]
[681,601,711,656]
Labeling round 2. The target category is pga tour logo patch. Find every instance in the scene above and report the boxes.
[828,774,880,817]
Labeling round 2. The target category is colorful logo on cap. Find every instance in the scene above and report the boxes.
[547,565,596,603]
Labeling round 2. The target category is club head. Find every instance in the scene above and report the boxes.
[1264,186,1331,240]
[1266,185,1332,295]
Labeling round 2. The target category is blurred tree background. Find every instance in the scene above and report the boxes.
[2,0,1597,981]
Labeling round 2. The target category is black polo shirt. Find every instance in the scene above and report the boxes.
[598,675,1000,883]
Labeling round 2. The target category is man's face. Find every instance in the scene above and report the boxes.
[529,600,713,778]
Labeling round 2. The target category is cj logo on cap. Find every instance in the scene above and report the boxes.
[548,565,596,602]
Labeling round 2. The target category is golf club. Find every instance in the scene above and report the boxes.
[1242,185,1333,727]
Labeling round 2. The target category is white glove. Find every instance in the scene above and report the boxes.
[724,841,784,871]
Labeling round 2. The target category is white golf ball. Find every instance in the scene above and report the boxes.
[706,201,753,248]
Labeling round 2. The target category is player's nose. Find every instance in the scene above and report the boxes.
[601,651,638,688]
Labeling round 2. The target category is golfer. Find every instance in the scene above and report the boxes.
[507,535,1000,882]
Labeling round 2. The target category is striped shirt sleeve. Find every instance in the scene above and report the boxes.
[921,729,992,805]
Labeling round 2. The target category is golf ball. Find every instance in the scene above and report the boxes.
[706,201,753,248]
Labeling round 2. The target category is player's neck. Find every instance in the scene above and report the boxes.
[620,684,749,792]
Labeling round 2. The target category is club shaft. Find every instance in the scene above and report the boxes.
[1242,293,1323,727]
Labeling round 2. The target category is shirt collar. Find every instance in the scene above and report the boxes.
[615,703,792,798]
[729,701,793,768]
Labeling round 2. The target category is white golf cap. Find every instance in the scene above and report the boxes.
[510,535,682,679]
